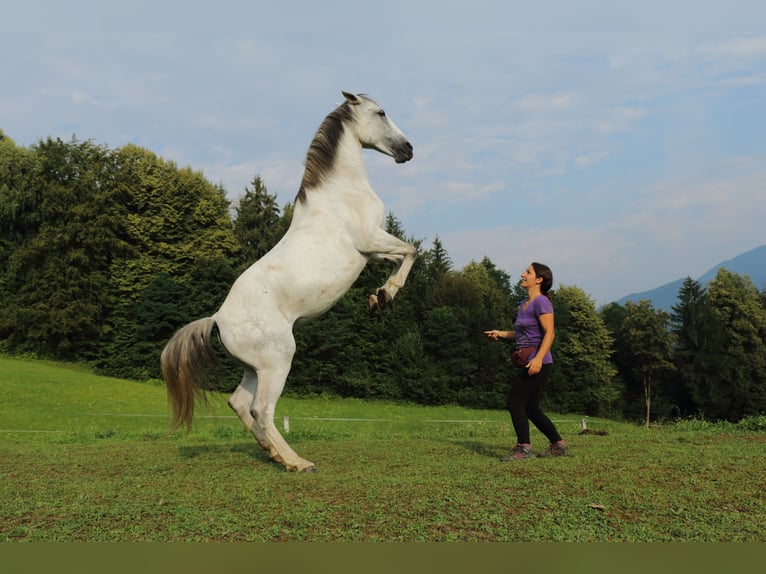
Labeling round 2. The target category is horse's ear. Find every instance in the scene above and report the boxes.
[342,91,360,105]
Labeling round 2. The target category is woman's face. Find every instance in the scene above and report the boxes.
[521,265,541,289]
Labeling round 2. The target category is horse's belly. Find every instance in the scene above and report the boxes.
[219,245,368,325]
[281,254,367,316]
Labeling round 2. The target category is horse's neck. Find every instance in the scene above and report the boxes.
[327,133,371,191]
[293,135,383,228]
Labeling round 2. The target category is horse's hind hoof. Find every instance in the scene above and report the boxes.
[368,294,379,314]
[291,464,317,473]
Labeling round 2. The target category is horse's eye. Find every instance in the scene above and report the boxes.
[377,109,386,117]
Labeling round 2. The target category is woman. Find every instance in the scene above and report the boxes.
[484,262,569,461]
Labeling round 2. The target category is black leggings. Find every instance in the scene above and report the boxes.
[506,363,562,445]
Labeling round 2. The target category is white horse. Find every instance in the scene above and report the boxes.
[161,91,416,472]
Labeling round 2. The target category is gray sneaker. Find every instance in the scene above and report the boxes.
[501,443,535,461]
[538,441,569,457]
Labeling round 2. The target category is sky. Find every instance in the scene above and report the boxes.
[3,1,765,306]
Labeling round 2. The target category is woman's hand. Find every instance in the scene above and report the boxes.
[527,356,543,375]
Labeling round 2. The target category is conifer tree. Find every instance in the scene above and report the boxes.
[232,175,281,270]
[671,278,721,416]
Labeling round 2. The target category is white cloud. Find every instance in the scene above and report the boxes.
[574,150,611,169]
[707,35,766,59]
[595,106,648,135]
[71,91,100,106]
[718,72,766,87]
[513,92,577,113]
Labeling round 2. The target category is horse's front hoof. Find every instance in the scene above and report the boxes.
[376,288,390,310]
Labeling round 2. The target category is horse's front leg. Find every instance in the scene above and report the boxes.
[364,230,417,312]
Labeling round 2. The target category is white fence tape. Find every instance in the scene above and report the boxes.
[0,415,589,434]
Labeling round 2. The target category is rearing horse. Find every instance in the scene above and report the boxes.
[161,92,416,472]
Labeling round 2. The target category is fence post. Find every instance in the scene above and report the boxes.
[581,418,587,431]
[283,415,290,433]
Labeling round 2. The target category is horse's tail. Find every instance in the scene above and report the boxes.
[160,317,218,431]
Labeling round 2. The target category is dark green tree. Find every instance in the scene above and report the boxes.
[99,144,238,376]
[548,285,620,416]
[0,133,39,348]
[426,262,512,407]
[232,175,281,270]
[419,306,475,404]
[670,278,721,417]
[621,301,676,426]
[704,269,766,420]
[289,293,376,397]
[104,272,185,379]
[479,256,513,299]
[599,302,628,337]
[421,235,452,283]
[0,137,126,359]
[0,131,38,245]
[598,302,630,416]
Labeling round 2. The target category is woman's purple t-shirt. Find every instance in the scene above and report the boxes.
[514,296,553,364]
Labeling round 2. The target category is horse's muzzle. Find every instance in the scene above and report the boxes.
[394,141,414,164]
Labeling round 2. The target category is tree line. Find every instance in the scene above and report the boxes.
[2,133,765,422]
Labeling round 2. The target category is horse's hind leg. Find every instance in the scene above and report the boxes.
[228,364,316,473]
[228,372,259,440]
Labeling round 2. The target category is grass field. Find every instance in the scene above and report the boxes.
[1,355,765,542]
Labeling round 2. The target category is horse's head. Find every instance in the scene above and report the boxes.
[297,92,414,203]
[342,91,413,164]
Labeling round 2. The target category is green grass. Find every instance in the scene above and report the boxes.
[1,356,765,542]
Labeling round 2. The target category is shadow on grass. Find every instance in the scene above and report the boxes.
[448,439,505,460]
[178,442,271,463]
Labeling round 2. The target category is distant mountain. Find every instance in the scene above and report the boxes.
[615,245,766,312]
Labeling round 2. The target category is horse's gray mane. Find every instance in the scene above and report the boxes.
[296,100,357,205]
